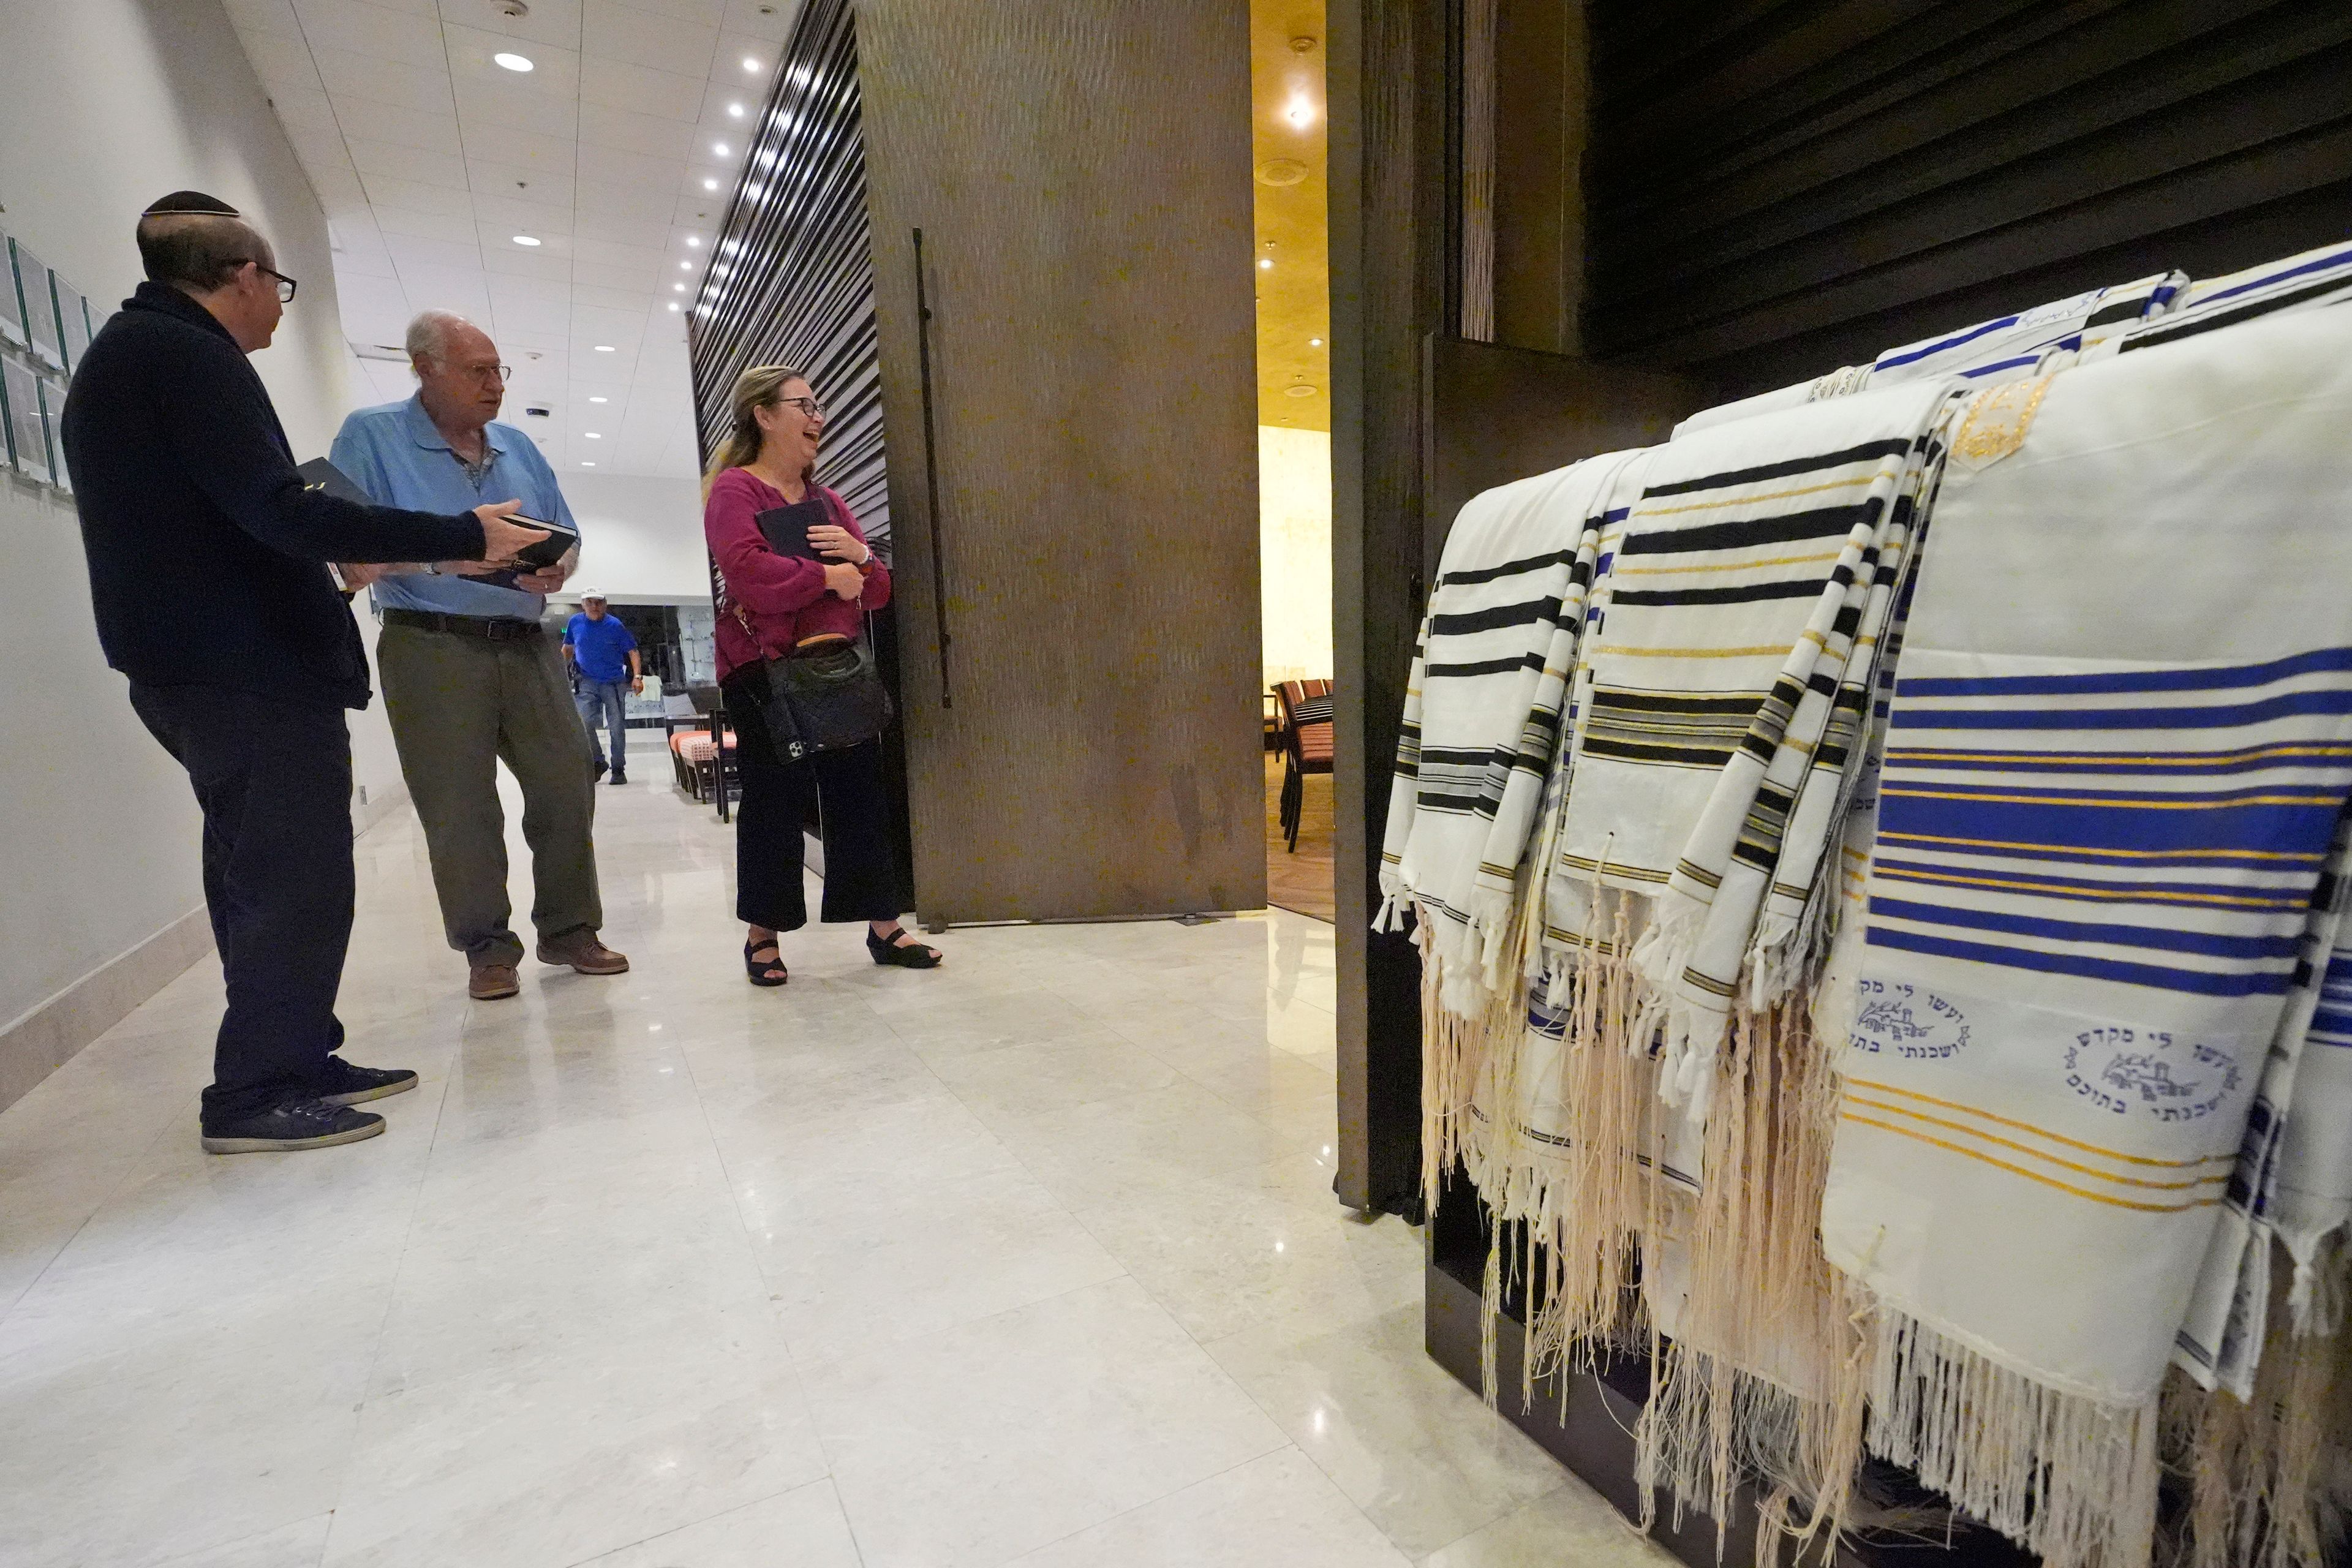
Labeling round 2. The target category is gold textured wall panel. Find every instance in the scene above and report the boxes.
[856,0,1268,924]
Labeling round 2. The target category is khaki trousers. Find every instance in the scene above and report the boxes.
[377,622,603,965]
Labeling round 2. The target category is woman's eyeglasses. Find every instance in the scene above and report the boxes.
[777,396,823,419]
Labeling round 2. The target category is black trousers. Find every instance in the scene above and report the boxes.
[130,683,356,1124]
[725,674,907,932]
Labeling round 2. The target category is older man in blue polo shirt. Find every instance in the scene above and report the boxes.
[331,310,628,1001]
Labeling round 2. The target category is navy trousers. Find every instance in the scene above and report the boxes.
[130,683,356,1124]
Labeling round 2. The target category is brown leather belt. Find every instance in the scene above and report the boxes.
[383,608,543,641]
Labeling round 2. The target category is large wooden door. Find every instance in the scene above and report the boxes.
[856,0,1265,928]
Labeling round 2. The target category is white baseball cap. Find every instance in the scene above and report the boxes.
[578,587,607,601]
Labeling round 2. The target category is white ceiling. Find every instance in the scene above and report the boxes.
[225,0,802,480]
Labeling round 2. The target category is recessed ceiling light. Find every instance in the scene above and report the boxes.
[674,282,685,292]
[494,52,533,72]
[727,103,745,118]
[1310,336,1324,346]
[585,432,601,439]
[511,235,540,247]
[1258,258,1273,270]
[743,56,761,72]
[581,460,596,466]
[685,235,702,247]
[594,344,615,352]
[703,178,719,190]
[589,396,608,403]
[712,141,729,156]
[1285,99,1316,127]
[668,301,680,311]
[680,260,692,270]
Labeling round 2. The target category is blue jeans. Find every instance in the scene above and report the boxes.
[575,678,628,773]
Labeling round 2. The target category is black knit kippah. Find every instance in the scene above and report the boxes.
[141,190,241,219]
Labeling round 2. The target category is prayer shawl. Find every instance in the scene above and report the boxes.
[1638,400,1960,1110]
[2174,818,2351,1398]
[1666,272,2185,445]
[1379,451,1645,1012]
[2116,240,2352,356]
[1542,380,1953,1105]
[1864,271,2187,388]
[1815,304,2352,1567]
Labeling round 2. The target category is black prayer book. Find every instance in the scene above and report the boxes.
[755,499,830,560]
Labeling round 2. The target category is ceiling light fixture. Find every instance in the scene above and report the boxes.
[1258,258,1273,270]
[1285,98,1316,127]
[680,260,692,270]
[594,344,615,352]
[493,52,533,72]
[743,56,762,72]
[727,103,744,118]
[703,178,719,190]
[1310,336,1324,346]
[668,301,680,311]
[585,432,601,439]
[712,141,729,156]
[581,460,596,466]
[511,235,540,247]
[589,396,608,403]
[685,235,702,247]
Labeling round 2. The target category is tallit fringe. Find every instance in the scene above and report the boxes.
[2164,1243,2352,1568]
[2286,1226,2351,1335]
[1865,1312,2158,1568]
[1638,1002,1869,1564]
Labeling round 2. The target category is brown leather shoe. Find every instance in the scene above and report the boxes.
[537,931,630,974]
[469,962,521,1000]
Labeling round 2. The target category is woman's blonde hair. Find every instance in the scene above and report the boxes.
[701,363,809,497]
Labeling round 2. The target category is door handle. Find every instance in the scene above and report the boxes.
[913,227,952,710]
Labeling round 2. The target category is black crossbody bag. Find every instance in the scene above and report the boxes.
[729,615,893,761]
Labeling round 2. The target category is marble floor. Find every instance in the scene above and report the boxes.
[0,739,1672,1568]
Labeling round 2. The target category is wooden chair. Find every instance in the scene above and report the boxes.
[1273,679,1334,853]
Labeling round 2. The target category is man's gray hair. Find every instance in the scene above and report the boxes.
[405,309,477,371]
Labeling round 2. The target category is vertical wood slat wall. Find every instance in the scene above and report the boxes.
[1581,0,2352,395]
[685,0,889,557]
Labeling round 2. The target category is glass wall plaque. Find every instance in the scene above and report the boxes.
[53,276,89,372]
[3,352,53,484]
[9,239,64,371]
[38,374,69,491]
[0,231,24,352]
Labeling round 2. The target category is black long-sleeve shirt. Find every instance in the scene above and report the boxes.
[61,282,486,709]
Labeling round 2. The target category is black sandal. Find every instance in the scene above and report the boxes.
[867,927,943,969]
[744,938,789,987]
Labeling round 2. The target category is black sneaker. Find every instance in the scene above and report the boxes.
[608,771,628,786]
[200,1099,385,1155]
[311,1057,420,1106]
[592,757,610,783]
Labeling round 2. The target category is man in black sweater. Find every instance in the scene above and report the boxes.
[61,191,548,1154]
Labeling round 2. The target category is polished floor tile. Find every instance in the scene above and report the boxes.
[0,766,1644,1568]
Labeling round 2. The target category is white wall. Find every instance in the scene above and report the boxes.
[1259,424,1334,688]
[551,470,712,604]
[0,0,380,1091]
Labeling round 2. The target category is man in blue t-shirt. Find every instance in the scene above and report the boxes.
[564,590,639,783]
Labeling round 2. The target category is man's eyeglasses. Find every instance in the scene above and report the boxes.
[454,362,513,383]
[249,263,298,303]
[777,396,823,419]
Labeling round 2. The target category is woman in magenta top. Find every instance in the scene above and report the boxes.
[703,364,941,984]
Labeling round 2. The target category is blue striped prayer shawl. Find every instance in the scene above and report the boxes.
[1817,302,2352,1566]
